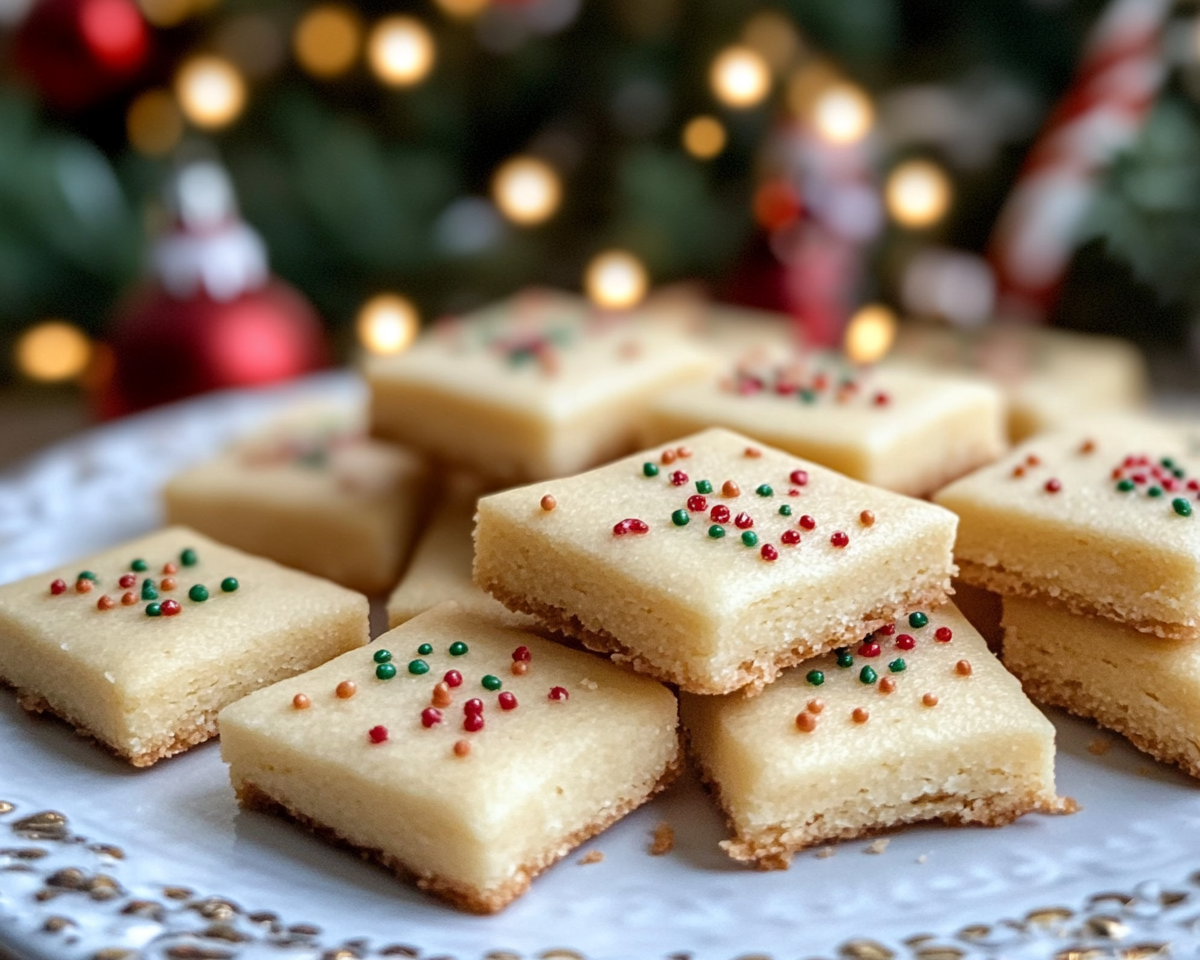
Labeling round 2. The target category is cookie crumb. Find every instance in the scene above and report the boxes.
[579,678,598,691]
[1087,738,1111,756]
[916,854,928,864]
[649,822,675,856]
[865,839,889,855]
[578,850,604,865]
[815,847,836,859]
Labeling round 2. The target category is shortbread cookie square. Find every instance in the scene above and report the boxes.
[934,422,1200,640]
[0,526,368,766]
[681,603,1064,869]
[475,427,958,694]
[365,288,714,483]
[219,604,680,913]
[386,482,537,630]
[643,356,1004,497]
[1002,596,1200,778]
[165,408,430,595]
[890,324,1147,442]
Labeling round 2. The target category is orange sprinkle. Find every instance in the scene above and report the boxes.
[879,677,896,694]
[511,661,529,676]
[676,446,693,458]
[1080,439,1096,454]
[75,579,93,594]
[540,494,557,512]
[162,562,178,575]
[292,693,311,710]
[661,449,677,465]
[956,659,973,677]
[121,591,137,606]
[796,712,818,733]
[851,707,869,724]
[722,480,741,497]
[96,595,115,611]
[1025,454,1040,466]
[744,447,762,458]
[432,682,452,708]
[1012,465,1025,478]
[806,697,824,714]
[922,692,939,707]
[335,680,357,700]
[453,740,471,757]
[160,577,176,592]
[859,510,875,527]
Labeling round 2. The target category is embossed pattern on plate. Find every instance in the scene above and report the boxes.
[2,373,1200,960]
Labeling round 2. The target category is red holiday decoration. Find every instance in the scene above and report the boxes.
[98,161,328,418]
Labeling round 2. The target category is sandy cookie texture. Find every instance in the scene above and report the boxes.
[0,526,368,766]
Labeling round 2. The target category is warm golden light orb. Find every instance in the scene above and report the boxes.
[433,0,489,19]
[844,304,897,365]
[682,115,726,159]
[294,5,362,78]
[811,82,873,145]
[367,16,434,87]
[175,56,247,129]
[584,251,649,310]
[126,88,184,156]
[886,160,953,229]
[357,295,420,355]
[710,46,771,108]
[16,321,93,383]
[492,156,562,226]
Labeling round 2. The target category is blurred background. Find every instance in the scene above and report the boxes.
[1,0,1198,463]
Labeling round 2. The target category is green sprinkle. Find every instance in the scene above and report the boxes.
[799,388,816,404]
[449,641,469,656]
[220,577,239,593]
[180,548,198,567]
[779,504,792,517]
[806,670,824,686]
[1162,457,1175,469]
[836,651,854,669]
[756,484,773,497]
[1175,467,1186,479]
[671,509,690,527]
[373,649,392,663]
[78,571,97,582]
[188,584,209,603]
[417,643,433,655]
[1174,498,1193,517]
[376,663,397,680]
[696,480,713,495]
[908,611,929,629]
[1148,486,1164,498]
[482,674,502,691]
[859,666,877,685]
[131,559,147,572]
[1116,478,1135,492]
[708,525,726,539]
[145,602,162,617]
[643,462,659,478]
[408,659,430,675]
[889,658,906,673]
[741,530,758,547]
[141,579,158,601]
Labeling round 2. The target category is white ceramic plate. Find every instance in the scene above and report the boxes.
[3,373,1200,960]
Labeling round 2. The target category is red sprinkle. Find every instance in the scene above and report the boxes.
[710,504,731,523]
[895,634,915,650]
[935,626,953,643]
[790,469,809,486]
[121,592,137,606]
[421,708,442,728]
[1133,473,1147,484]
[878,623,896,636]
[788,488,801,496]
[498,692,518,710]
[512,646,531,662]
[463,713,484,733]
[549,686,569,701]
[669,471,689,486]
[830,531,849,548]
[799,515,816,531]
[734,512,754,530]
[118,574,136,589]
[97,595,115,611]
[781,529,801,545]
[368,725,388,744]
[161,599,182,617]
[1044,478,1062,493]
[162,562,178,575]
[760,544,778,562]
[661,449,677,465]
[687,495,708,512]
[444,670,463,688]
[75,579,93,594]
[50,579,67,596]
[873,391,890,406]
[1189,480,1200,492]
[613,518,650,536]
[464,698,484,715]
[859,641,881,658]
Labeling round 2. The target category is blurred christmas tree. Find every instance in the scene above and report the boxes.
[0,0,1192,392]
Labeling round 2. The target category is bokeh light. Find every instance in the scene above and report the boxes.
[357,295,420,355]
[137,0,191,27]
[584,251,648,310]
[175,56,247,129]
[15,321,93,383]
[844,304,897,365]
[811,83,874,145]
[741,11,799,73]
[682,115,726,159]
[294,5,362,78]
[126,88,184,156]
[710,46,771,108]
[785,59,840,118]
[492,156,562,226]
[367,16,434,87]
[886,160,952,229]
[433,0,489,19]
